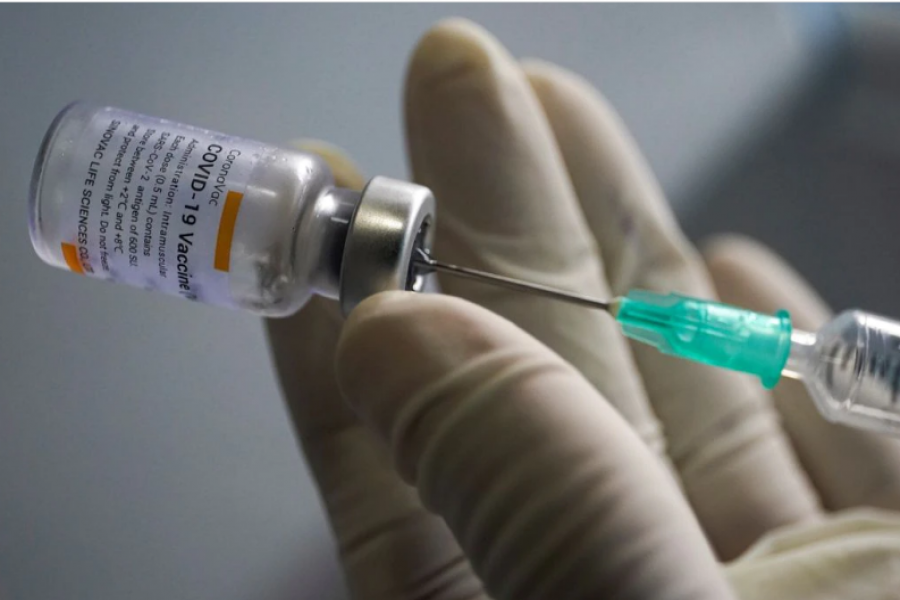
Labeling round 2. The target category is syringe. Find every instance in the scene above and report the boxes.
[415,251,900,438]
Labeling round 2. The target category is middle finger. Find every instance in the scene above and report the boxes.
[524,60,822,559]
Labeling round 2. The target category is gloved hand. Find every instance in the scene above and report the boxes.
[265,19,900,600]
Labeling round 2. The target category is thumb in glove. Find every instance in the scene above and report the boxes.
[336,291,736,600]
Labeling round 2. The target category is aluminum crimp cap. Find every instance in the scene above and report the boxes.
[339,176,435,315]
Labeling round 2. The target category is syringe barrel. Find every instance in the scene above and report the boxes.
[798,310,900,436]
[614,289,900,438]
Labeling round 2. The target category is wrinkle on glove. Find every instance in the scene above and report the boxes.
[337,292,736,600]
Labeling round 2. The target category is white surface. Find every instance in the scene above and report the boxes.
[0,5,820,599]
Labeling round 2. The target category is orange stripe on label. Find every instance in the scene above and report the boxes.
[61,243,84,275]
[214,191,243,272]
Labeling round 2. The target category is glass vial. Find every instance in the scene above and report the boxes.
[29,102,434,316]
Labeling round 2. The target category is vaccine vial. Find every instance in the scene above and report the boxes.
[29,102,434,316]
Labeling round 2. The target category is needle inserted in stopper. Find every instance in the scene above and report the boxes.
[413,248,612,312]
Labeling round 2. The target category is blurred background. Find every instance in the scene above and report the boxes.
[0,4,895,599]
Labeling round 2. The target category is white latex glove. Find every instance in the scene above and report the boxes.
[265,19,900,600]
[724,508,900,598]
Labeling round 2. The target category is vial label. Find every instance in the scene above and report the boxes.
[56,107,263,306]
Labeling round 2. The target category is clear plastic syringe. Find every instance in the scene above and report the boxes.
[415,251,900,438]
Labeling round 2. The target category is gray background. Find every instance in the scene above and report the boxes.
[0,4,882,600]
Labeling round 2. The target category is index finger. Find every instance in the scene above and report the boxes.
[404,20,664,453]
